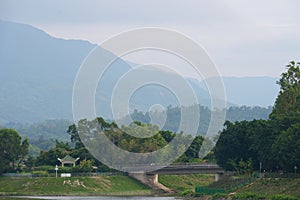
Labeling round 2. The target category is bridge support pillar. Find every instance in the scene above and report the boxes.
[128,172,173,193]
[215,173,223,181]
[128,172,157,186]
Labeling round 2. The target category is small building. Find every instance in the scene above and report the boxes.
[57,155,80,167]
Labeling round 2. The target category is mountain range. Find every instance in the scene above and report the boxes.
[0,20,279,123]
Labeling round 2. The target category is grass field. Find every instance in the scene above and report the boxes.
[198,176,300,199]
[158,174,215,193]
[235,178,300,199]
[0,176,151,196]
[1,175,299,199]
[159,174,300,199]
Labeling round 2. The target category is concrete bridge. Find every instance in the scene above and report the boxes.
[123,163,224,193]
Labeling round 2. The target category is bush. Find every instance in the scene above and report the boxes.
[57,166,73,173]
[232,192,266,200]
[33,165,83,173]
[32,170,49,175]
[271,194,298,200]
[212,193,228,200]
[181,189,194,196]
[33,165,55,173]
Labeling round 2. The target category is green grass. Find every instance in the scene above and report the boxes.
[157,175,300,199]
[2,175,298,199]
[0,176,151,196]
[235,178,300,199]
[206,177,300,199]
[158,174,215,193]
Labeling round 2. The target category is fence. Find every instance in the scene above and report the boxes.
[195,176,256,195]
[2,171,127,178]
[195,171,300,195]
[195,187,226,195]
[263,172,300,179]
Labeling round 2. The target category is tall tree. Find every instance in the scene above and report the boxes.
[67,124,84,149]
[272,122,300,171]
[0,128,29,173]
[271,61,300,118]
[214,121,257,170]
[270,61,300,171]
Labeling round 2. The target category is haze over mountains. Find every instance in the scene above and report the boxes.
[0,20,279,123]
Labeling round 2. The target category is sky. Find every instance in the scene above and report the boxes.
[1,0,300,77]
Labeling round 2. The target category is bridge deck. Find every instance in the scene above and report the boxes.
[122,164,224,175]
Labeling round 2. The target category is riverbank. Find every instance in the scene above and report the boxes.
[1,175,299,199]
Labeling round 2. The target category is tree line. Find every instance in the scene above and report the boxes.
[2,106,272,152]
[215,61,300,173]
[0,119,206,174]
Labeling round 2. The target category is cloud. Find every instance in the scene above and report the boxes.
[0,0,299,77]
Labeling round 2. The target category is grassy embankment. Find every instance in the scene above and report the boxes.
[0,176,151,196]
[234,178,300,199]
[1,174,299,199]
[159,174,215,193]
[160,174,300,199]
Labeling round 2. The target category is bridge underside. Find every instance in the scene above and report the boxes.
[126,164,224,193]
[123,164,224,174]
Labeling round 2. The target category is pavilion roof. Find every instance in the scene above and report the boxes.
[59,155,79,162]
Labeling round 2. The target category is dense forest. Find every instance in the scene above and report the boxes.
[215,61,300,173]
[0,119,205,174]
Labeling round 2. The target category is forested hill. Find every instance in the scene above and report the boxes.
[0,20,96,123]
[225,106,272,122]
[131,105,272,134]
[0,20,279,124]
[1,105,272,151]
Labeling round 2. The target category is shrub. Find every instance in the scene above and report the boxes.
[212,193,228,200]
[33,165,55,173]
[181,189,194,196]
[32,170,49,175]
[271,194,298,200]
[232,192,266,200]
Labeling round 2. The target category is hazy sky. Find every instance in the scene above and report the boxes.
[1,0,300,77]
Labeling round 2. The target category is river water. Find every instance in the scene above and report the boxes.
[16,196,181,200]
